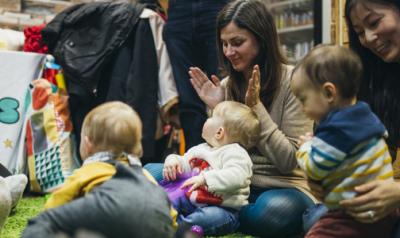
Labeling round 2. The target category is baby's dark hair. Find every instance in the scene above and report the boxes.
[293,44,363,99]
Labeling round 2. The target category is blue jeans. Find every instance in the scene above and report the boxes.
[302,203,329,232]
[144,163,165,182]
[239,186,315,237]
[145,163,315,237]
[179,206,239,236]
[144,163,239,235]
[163,0,229,149]
[303,204,400,237]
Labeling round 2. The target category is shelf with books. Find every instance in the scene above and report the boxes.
[282,40,314,65]
[277,24,314,34]
[264,0,320,64]
[268,0,312,10]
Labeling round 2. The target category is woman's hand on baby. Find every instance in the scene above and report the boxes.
[298,132,313,146]
[180,174,206,192]
[340,180,400,223]
[163,155,182,181]
[189,67,224,109]
[245,65,261,108]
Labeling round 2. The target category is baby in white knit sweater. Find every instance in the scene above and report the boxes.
[162,101,260,236]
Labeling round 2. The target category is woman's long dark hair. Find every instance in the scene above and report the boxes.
[216,0,287,110]
[345,0,400,149]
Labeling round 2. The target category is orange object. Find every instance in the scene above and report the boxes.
[179,129,185,155]
[159,0,169,12]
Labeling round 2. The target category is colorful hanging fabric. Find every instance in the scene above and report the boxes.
[25,79,80,193]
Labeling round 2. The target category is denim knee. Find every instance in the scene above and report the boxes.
[239,188,314,237]
[143,163,164,182]
[180,206,239,236]
[302,203,328,233]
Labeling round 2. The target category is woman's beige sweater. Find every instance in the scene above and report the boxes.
[223,65,318,202]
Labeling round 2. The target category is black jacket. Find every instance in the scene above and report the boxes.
[42,2,144,93]
[42,2,160,162]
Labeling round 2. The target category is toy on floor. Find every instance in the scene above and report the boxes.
[0,174,28,232]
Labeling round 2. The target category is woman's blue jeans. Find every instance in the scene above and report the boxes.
[145,163,315,237]
[239,186,315,237]
[144,163,239,236]
[302,203,329,232]
[179,206,239,236]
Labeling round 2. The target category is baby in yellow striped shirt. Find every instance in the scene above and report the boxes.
[291,45,397,238]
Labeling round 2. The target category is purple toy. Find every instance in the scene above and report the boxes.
[159,171,198,214]
[190,225,204,237]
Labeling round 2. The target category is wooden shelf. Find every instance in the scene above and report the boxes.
[268,0,311,9]
[0,0,21,12]
[277,24,313,34]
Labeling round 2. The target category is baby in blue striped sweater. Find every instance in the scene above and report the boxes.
[291,45,397,238]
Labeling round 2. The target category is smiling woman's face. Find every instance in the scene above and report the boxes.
[350,2,400,62]
[220,21,260,78]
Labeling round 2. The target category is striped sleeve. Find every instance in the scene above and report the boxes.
[297,137,346,181]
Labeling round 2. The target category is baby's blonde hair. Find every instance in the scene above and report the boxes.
[81,101,142,157]
[213,101,260,149]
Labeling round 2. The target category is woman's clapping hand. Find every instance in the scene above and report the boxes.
[189,67,224,109]
[245,65,261,108]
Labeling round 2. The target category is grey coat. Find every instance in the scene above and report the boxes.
[22,163,174,238]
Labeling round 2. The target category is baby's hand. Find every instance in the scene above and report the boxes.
[180,174,206,192]
[163,155,182,181]
[298,132,313,146]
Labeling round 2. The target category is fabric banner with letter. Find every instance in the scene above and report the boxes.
[0,51,45,174]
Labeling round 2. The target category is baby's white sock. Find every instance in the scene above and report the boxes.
[4,174,28,209]
[0,177,11,232]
